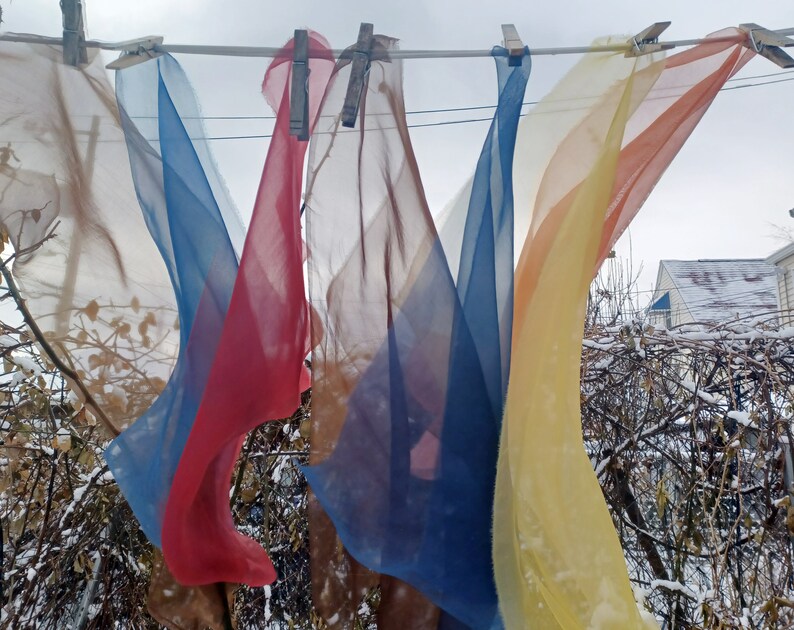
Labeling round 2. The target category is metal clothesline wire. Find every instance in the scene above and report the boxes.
[1,27,793,59]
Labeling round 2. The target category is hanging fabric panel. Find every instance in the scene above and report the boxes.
[304,37,529,628]
[304,35,449,627]
[146,550,236,630]
[103,54,241,546]
[0,42,177,434]
[494,29,752,629]
[160,33,335,586]
[595,29,754,265]
[494,46,663,630]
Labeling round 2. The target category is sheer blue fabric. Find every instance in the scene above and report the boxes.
[104,55,240,546]
[305,49,530,628]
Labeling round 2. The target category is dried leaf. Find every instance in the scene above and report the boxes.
[77,448,95,468]
[241,487,258,504]
[83,300,100,322]
[87,354,102,371]
[655,478,669,520]
[53,431,71,452]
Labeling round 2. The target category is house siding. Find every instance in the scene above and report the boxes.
[649,266,693,327]
[773,252,794,325]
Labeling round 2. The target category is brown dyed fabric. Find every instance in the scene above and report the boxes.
[309,494,378,628]
[377,576,441,630]
[310,495,440,630]
[148,551,236,630]
[305,34,441,630]
[0,40,179,434]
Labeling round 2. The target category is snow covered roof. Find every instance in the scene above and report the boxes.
[660,259,779,322]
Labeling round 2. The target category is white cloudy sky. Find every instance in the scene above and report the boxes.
[3,0,793,297]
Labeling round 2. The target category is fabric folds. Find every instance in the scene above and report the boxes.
[104,54,241,546]
[0,42,177,434]
[160,34,335,586]
[494,29,753,629]
[304,38,530,628]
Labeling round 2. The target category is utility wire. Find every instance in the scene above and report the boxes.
[719,75,794,91]
[130,69,794,122]
[3,70,787,144]
[191,74,794,141]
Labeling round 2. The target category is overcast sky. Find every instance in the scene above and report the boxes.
[4,0,794,297]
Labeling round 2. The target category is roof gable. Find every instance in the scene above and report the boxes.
[766,241,794,266]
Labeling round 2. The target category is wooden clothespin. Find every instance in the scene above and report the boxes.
[740,23,794,69]
[341,23,375,129]
[501,24,525,66]
[290,30,310,141]
[625,22,673,57]
[60,0,88,66]
[105,37,165,70]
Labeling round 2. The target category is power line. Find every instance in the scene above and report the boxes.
[194,74,794,141]
[131,69,794,122]
[719,75,794,91]
[2,69,785,145]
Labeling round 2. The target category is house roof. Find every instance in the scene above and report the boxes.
[659,259,779,322]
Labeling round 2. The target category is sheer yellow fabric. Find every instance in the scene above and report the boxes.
[494,46,665,630]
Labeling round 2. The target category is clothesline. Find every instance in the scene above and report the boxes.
[1,27,793,59]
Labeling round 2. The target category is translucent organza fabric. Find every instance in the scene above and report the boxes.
[494,30,753,629]
[161,34,334,586]
[304,37,530,627]
[0,41,177,433]
[104,54,241,546]
[146,550,236,630]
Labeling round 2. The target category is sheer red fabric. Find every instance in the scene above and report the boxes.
[161,33,335,585]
